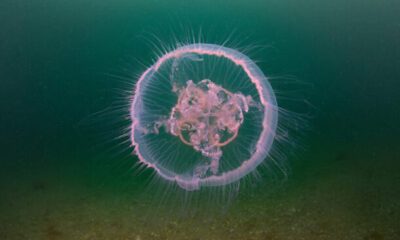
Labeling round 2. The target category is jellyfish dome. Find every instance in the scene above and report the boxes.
[130,44,278,191]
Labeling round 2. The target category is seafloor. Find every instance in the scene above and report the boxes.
[0,139,398,240]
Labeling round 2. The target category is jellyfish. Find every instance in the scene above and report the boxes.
[130,44,278,191]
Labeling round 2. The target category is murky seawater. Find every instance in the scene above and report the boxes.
[1,0,399,239]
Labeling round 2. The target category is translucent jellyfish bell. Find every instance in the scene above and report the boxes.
[130,44,278,191]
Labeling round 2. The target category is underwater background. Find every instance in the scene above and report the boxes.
[1,0,399,239]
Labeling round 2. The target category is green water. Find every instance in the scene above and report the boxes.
[1,0,399,239]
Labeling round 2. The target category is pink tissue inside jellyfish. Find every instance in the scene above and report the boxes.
[167,79,253,176]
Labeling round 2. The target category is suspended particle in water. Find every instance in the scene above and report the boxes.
[130,43,278,191]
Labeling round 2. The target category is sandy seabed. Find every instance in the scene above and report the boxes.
[0,141,399,240]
